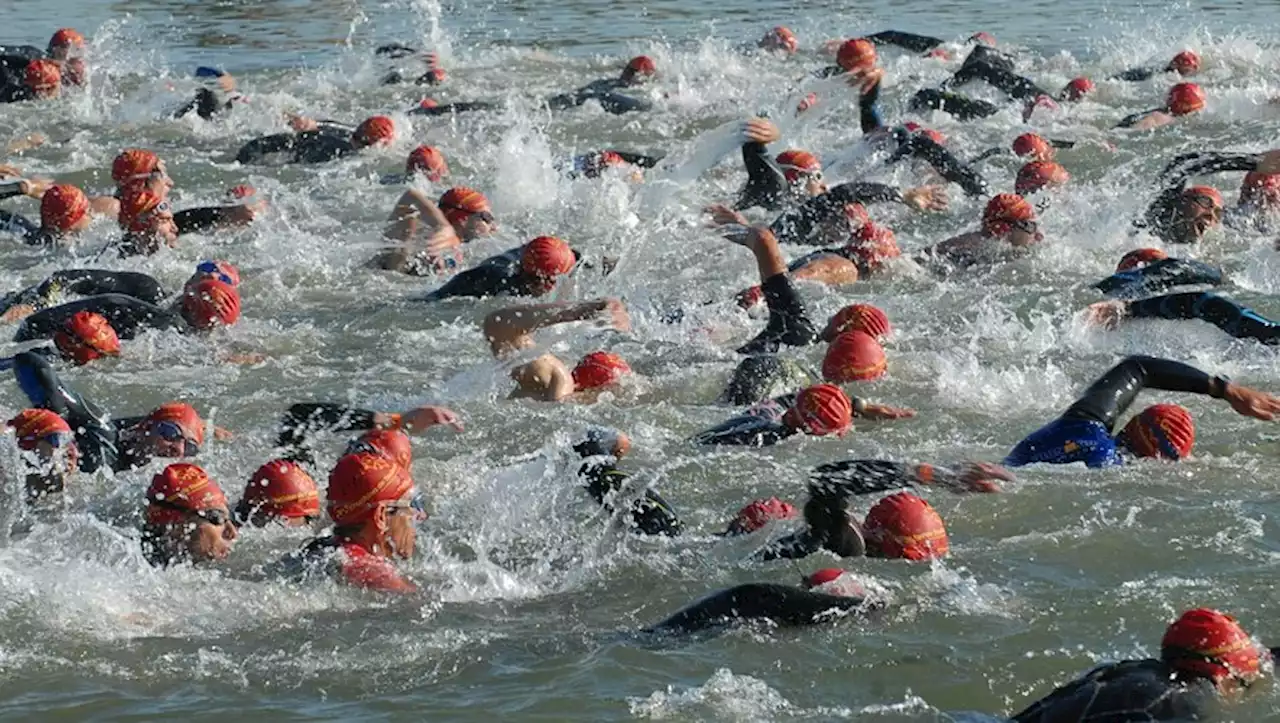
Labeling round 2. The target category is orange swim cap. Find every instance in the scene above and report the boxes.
[53,311,121,365]
[39,184,90,232]
[863,492,949,560]
[1122,403,1194,460]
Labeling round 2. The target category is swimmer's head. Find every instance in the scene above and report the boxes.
[620,55,657,85]
[6,408,79,500]
[1167,50,1201,77]
[1175,185,1224,241]
[438,187,495,240]
[1162,608,1264,691]
[1116,248,1168,272]
[836,38,877,74]
[1014,160,1070,195]
[982,193,1041,246]
[352,115,396,149]
[824,303,891,342]
[862,492,949,560]
[47,28,85,60]
[725,497,797,535]
[844,222,900,272]
[788,383,854,436]
[520,235,576,295]
[571,351,631,391]
[139,402,205,459]
[24,59,61,99]
[1240,171,1280,211]
[236,459,320,528]
[802,568,867,598]
[327,452,417,557]
[112,149,170,196]
[573,427,631,459]
[774,149,824,195]
[181,278,242,331]
[1119,403,1195,460]
[406,145,448,182]
[968,32,997,47]
[143,463,236,565]
[1167,82,1206,116]
[903,122,945,145]
[1011,133,1053,162]
[53,311,120,366]
[118,188,178,245]
[346,428,414,471]
[188,260,241,289]
[759,26,798,54]
[1060,77,1094,102]
[39,184,91,235]
[822,330,887,383]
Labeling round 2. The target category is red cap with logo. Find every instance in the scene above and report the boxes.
[1122,403,1195,460]
[1167,82,1206,116]
[863,492,949,560]
[406,145,448,181]
[837,38,877,73]
[727,497,797,534]
[327,452,413,526]
[182,279,241,330]
[7,409,72,451]
[53,310,121,365]
[774,149,821,184]
[1162,608,1263,685]
[242,460,321,520]
[352,115,395,148]
[40,184,90,232]
[792,383,853,436]
[572,351,631,390]
[146,463,227,525]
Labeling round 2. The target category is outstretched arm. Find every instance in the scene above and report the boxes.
[482,298,630,358]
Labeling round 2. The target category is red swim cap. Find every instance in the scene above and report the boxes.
[53,310,121,365]
[7,409,72,451]
[242,460,321,521]
[844,202,871,229]
[803,568,845,588]
[760,26,799,54]
[112,149,161,186]
[826,303,891,341]
[823,330,887,383]
[1167,82,1206,116]
[226,184,256,200]
[327,452,413,527]
[624,55,657,80]
[352,115,395,148]
[24,59,61,95]
[520,235,576,287]
[1061,77,1095,102]
[982,193,1036,236]
[904,123,945,145]
[1011,133,1053,161]
[845,222,901,271]
[1116,248,1168,272]
[774,149,821,184]
[1182,184,1224,210]
[417,97,439,110]
[1162,608,1263,685]
[354,428,414,470]
[1168,50,1201,76]
[728,497,797,534]
[182,278,242,330]
[735,284,764,310]
[438,186,491,228]
[1015,160,1070,195]
[1122,403,1194,460]
[572,351,631,390]
[48,28,85,52]
[62,57,87,87]
[969,32,997,46]
[1240,171,1280,209]
[40,184,90,232]
[793,383,853,436]
[117,189,167,233]
[421,68,447,85]
[146,402,206,446]
[837,38,877,73]
[146,463,227,525]
[863,492,949,560]
[194,259,241,287]
[406,145,448,181]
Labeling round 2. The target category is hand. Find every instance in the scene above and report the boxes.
[213,426,234,441]
[19,178,51,198]
[598,297,631,333]
[0,304,36,323]
[423,225,461,258]
[0,164,20,178]
[229,198,267,224]
[903,185,948,211]
[743,117,781,144]
[286,113,318,132]
[1222,383,1280,421]
[400,405,465,433]
[705,203,748,227]
[1256,149,1280,175]
[845,67,884,94]
[857,402,916,420]
[954,462,1013,493]
[1083,301,1126,330]
[795,93,818,114]
[1022,94,1059,123]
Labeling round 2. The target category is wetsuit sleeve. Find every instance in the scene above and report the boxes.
[0,181,24,201]
[235,133,298,164]
[860,77,884,133]
[809,459,946,496]
[630,489,683,536]
[770,182,905,245]
[886,134,988,196]
[546,92,583,111]
[276,403,379,464]
[1094,258,1223,299]
[735,273,819,354]
[909,88,1000,122]
[15,295,181,342]
[644,582,868,634]
[596,93,652,114]
[751,530,823,561]
[735,141,788,211]
[955,63,1049,101]
[375,43,418,59]
[865,31,943,54]
[1061,355,1218,430]
[1126,292,1280,345]
[691,414,794,447]
[1112,67,1157,82]
[0,208,40,242]
[610,151,662,168]
[173,206,239,235]
[421,249,521,301]
[12,351,118,474]
[14,269,166,310]
[408,100,500,116]
[1139,152,1261,234]
[291,132,356,164]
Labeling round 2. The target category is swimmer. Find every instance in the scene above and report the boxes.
[1112,49,1201,82]
[573,427,681,536]
[142,463,238,567]
[546,55,656,115]
[1116,82,1206,130]
[375,186,496,276]
[274,402,462,468]
[235,115,397,165]
[234,460,321,528]
[422,234,579,302]
[1135,149,1280,243]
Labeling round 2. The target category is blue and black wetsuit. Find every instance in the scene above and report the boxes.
[1004,356,1227,468]
[1138,151,1264,243]
[14,294,183,343]
[1121,292,1280,345]
[1093,258,1222,300]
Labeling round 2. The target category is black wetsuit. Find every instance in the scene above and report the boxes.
[1111,65,1172,82]
[643,583,873,635]
[546,78,652,115]
[1005,356,1225,468]
[408,100,501,117]
[910,88,1002,121]
[14,294,183,343]
[735,273,818,355]
[692,393,798,447]
[941,45,1050,101]
[883,131,989,197]
[1137,151,1264,243]
[754,459,951,561]
[719,355,814,407]
[235,123,358,165]
[0,208,55,244]
[866,30,945,54]
[0,269,166,316]
[275,402,384,466]
[1009,659,1220,722]
[11,351,160,473]
[421,245,581,302]
[174,87,239,121]
[0,46,43,86]
[565,150,663,179]
[578,460,682,536]
[0,83,37,104]
[1093,258,1222,300]
[770,182,907,245]
[1122,292,1280,345]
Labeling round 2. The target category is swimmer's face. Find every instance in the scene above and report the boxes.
[460,211,497,241]
[1006,218,1043,248]
[803,173,827,197]
[186,508,237,562]
[1177,194,1223,241]
[382,492,421,559]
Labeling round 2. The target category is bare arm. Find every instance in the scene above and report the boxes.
[482,298,629,358]
[509,354,577,402]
